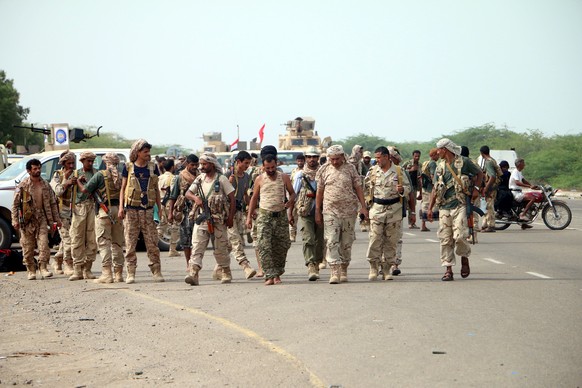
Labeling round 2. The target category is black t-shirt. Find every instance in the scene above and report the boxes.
[122,163,160,208]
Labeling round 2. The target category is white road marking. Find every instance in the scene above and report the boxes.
[425,239,439,243]
[526,272,552,279]
[483,258,505,264]
[404,233,415,236]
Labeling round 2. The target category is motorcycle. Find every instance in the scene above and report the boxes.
[495,185,572,230]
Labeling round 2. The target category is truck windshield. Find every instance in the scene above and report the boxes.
[0,155,36,181]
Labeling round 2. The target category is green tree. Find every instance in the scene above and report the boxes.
[0,70,33,148]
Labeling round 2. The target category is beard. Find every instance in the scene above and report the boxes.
[266,169,276,176]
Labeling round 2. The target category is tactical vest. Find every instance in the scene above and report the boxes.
[191,173,229,222]
[434,157,469,207]
[125,162,158,208]
[100,169,121,206]
[296,171,317,217]
[57,169,76,208]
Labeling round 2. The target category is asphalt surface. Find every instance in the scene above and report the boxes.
[1,199,581,387]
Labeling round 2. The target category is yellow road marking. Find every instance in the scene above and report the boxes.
[125,289,326,387]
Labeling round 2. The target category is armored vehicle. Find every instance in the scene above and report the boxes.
[278,117,331,154]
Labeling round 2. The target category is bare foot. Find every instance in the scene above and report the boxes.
[264,278,274,286]
[273,276,282,285]
[256,271,264,278]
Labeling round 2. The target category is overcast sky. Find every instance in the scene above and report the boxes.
[1,0,581,151]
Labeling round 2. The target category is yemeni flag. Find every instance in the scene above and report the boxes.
[258,123,265,145]
[230,137,239,151]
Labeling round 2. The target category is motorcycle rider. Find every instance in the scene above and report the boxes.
[508,158,542,221]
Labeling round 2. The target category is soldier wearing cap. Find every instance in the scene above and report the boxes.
[362,150,373,176]
[67,151,98,280]
[50,151,78,275]
[118,139,165,284]
[293,147,324,280]
[78,152,125,283]
[316,145,368,284]
[364,146,411,281]
[427,138,483,281]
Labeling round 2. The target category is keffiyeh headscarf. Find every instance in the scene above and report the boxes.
[102,152,122,189]
[79,151,96,161]
[200,152,222,172]
[59,151,76,165]
[327,145,345,156]
[130,139,151,162]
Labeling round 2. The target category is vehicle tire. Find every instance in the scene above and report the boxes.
[494,222,511,231]
[542,201,572,230]
[0,218,12,249]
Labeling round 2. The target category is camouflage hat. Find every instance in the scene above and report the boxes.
[305,147,320,156]
[363,151,372,158]
[59,151,76,165]
[79,151,96,161]
[102,152,120,165]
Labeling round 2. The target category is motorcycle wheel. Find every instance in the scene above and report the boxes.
[542,200,572,230]
[494,222,511,231]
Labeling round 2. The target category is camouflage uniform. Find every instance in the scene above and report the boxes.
[157,171,180,254]
[84,166,124,279]
[70,167,98,271]
[50,168,76,273]
[433,156,481,266]
[288,166,302,241]
[169,169,198,250]
[12,176,61,277]
[256,171,291,279]
[364,163,411,279]
[316,162,361,265]
[481,157,501,230]
[188,173,234,270]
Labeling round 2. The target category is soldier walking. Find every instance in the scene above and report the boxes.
[168,154,199,270]
[315,145,368,284]
[419,148,439,232]
[293,147,324,281]
[78,152,125,283]
[289,153,304,242]
[479,145,502,232]
[225,151,257,279]
[246,148,295,285]
[12,159,62,280]
[50,151,77,275]
[427,138,483,281]
[68,151,98,281]
[157,158,181,257]
[184,152,235,286]
[118,139,165,284]
[364,147,411,281]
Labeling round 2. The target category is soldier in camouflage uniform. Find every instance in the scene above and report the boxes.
[428,138,483,281]
[364,146,411,281]
[184,152,235,286]
[418,148,439,232]
[12,159,62,280]
[316,145,368,284]
[157,158,181,257]
[479,145,502,232]
[79,152,124,283]
[168,154,199,270]
[69,151,98,281]
[402,150,422,229]
[118,139,164,284]
[293,147,323,281]
[288,154,304,242]
[246,149,295,285]
[50,151,77,275]
[246,153,264,276]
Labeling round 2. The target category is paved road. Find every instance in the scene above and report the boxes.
[1,199,581,387]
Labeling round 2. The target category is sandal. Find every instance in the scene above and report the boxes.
[461,256,470,278]
[264,278,274,286]
[421,227,430,232]
[441,271,454,281]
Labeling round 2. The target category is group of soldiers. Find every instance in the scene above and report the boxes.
[13,136,492,285]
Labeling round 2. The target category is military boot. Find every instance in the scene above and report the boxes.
[289,230,296,243]
[83,261,96,279]
[240,260,257,279]
[26,265,37,280]
[307,262,318,281]
[52,257,64,275]
[382,263,393,281]
[94,265,113,284]
[150,263,165,282]
[168,243,181,257]
[185,264,200,286]
[329,264,340,284]
[319,261,327,270]
[340,262,349,283]
[211,264,222,281]
[68,264,84,281]
[368,261,379,281]
[113,266,124,283]
[39,262,53,278]
[63,259,74,276]
[221,266,232,284]
[126,265,137,284]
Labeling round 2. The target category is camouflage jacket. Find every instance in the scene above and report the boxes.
[12,176,61,227]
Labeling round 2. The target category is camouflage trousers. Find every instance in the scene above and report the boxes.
[157,205,179,246]
[56,211,72,261]
[123,208,160,267]
[190,221,229,269]
[289,206,299,238]
[96,205,124,268]
[179,212,195,249]
[301,215,324,266]
[20,215,50,266]
[421,191,431,219]
[323,214,356,265]
[70,200,97,266]
[438,206,471,267]
[256,209,291,279]
[367,218,401,266]
[227,210,248,264]
[481,190,497,229]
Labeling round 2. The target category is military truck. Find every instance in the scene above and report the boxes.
[278,116,331,154]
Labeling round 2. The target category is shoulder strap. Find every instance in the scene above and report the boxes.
[445,162,470,196]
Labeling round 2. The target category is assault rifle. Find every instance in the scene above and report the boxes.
[467,177,485,245]
[15,180,25,227]
[194,185,214,235]
[93,191,116,224]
